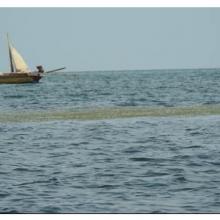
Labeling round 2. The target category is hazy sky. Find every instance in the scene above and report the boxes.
[0,8,219,71]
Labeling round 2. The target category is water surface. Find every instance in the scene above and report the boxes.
[0,69,220,213]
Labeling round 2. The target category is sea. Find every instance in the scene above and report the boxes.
[0,68,220,213]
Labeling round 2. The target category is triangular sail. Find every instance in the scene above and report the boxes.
[7,35,30,73]
[10,46,30,73]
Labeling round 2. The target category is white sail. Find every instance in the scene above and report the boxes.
[9,45,30,73]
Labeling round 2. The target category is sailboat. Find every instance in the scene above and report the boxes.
[0,34,65,84]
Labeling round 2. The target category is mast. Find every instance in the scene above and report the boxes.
[7,33,14,73]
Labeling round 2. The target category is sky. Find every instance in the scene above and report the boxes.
[0,8,220,71]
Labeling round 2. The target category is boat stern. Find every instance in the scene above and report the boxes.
[30,74,42,83]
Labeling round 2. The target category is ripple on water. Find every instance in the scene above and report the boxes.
[1,70,220,213]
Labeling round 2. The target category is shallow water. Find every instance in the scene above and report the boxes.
[0,69,220,213]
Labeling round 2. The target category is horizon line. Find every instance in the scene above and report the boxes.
[68,66,220,73]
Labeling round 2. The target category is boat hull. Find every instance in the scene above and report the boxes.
[0,73,42,84]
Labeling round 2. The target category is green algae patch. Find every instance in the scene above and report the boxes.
[0,105,220,123]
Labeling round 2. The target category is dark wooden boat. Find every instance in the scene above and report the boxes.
[0,34,65,84]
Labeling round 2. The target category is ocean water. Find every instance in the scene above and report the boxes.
[0,69,220,213]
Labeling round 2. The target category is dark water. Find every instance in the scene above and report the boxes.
[0,69,220,213]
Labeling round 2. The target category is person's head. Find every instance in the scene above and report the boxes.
[36,65,44,73]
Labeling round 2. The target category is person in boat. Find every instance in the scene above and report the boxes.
[31,65,44,76]
[36,65,44,73]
